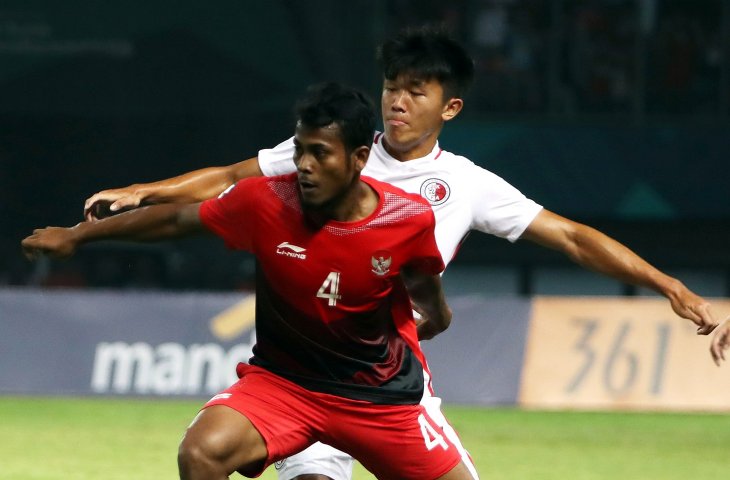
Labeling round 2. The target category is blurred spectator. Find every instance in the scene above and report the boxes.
[564,1,635,112]
[647,1,722,114]
[470,0,547,112]
[387,0,469,39]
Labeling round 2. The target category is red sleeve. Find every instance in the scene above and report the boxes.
[199,178,261,251]
[405,208,445,275]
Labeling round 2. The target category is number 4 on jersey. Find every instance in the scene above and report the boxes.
[317,271,342,306]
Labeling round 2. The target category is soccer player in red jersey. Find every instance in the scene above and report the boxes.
[22,83,477,480]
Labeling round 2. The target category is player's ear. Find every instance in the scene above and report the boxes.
[441,97,463,122]
[352,146,370,173]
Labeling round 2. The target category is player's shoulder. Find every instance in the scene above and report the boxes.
[221,173,295,201]
[437,147,487,172]
[437,148,514,187]
[364,175,432,209]
[364,176,436,230]
[263,172,298,185]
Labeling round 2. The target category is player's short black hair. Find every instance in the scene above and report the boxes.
[378,25,474,101]
[295,82,376,154]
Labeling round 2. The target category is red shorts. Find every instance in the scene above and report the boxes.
[204,363,463,480]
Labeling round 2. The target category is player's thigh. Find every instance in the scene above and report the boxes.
[275,442,354,480]
[180,405,268,474]
[434,460,477,480]
[196,364,328,476]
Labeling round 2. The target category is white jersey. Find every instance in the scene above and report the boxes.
[258,132,543,266]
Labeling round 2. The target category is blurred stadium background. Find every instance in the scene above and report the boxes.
[2,0,728,293]
[1,0,729,478]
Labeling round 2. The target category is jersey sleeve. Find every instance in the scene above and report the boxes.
[258,136,298,177]
[405,209,445,275]
[198,179,260,251]
[466,163,543,242]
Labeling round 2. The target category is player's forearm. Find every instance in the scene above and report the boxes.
[403,271,452,339]
[130,158,261,205]
[568,224,682,298]
[524,212,683,299]
[135,166,241,204]
[72,204,200,245]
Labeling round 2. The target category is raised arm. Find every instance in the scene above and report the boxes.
[401,267,452,341]
[521,209,718,334]
[84,157,261,220]
[23,203,204,260]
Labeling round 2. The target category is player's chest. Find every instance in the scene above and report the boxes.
[254,221,409,304]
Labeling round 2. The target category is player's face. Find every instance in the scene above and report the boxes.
[293,123,361,210]
[381,75,458,160]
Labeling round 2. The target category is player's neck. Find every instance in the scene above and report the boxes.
[308,181,379,224]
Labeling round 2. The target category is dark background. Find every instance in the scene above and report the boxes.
[2,0,728,293]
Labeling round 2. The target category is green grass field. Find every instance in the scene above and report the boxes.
[1,396,728,479]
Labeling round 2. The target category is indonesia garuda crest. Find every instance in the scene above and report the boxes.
[371,252,392,276]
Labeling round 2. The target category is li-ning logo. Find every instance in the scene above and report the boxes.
[209,393,232,402]
[371,251,392,276]
[420,178,450,206]
[218,183,236,199]
[276,242,307,259]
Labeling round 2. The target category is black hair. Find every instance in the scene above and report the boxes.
[377,25,474,100]
[294,82,376,154]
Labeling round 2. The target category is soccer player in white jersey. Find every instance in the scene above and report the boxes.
[84,26,719,480]
[24,83,477,480]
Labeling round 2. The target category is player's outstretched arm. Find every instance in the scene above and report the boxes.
[402,267,452,340]
[521,209,719,335]
[23,203,204,260]
[83,157,261,220]
[710,317,730,366]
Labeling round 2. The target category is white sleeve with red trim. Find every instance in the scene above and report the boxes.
[461,159,543,242]
[258,136,297,177]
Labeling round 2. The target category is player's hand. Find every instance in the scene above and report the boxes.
[710,317,730,366]
[668,285,718,335]
[21,227,79,260]
[84,188,141,221]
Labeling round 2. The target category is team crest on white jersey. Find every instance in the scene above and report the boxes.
[420,178,450,206]
[371,251,392,276]
[276,241,307,259]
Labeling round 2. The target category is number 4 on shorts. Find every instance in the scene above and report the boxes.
[418,413,448,451]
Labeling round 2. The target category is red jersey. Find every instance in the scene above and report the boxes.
[199,174,444,404]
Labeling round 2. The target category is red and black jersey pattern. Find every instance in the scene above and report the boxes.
[200,174,444,404]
